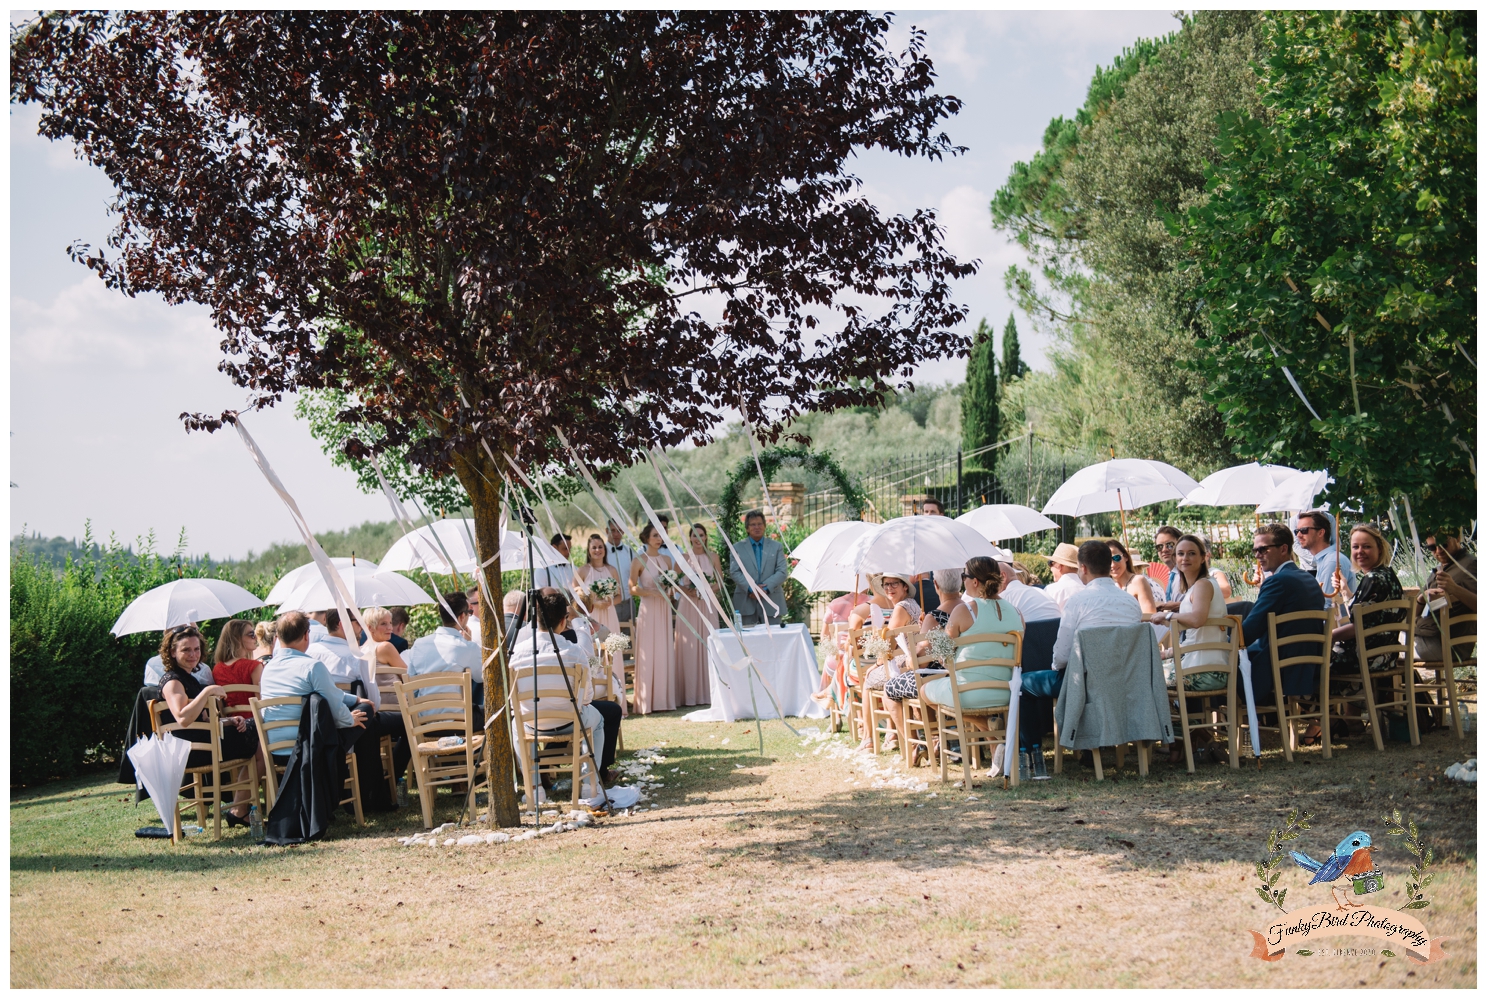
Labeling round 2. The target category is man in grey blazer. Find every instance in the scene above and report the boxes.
[728,510,788,626]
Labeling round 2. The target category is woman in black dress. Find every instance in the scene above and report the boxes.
[1331,523,1407,671]
[157,625,261,826]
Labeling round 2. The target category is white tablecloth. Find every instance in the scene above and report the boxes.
[684,623,828,722]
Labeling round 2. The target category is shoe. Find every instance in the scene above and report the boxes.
[1079,750,1095,769]
[224,810,251,829]
[599,768,614,786]
[1030,747,1050,780]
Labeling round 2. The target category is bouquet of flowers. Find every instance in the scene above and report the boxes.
[926,629,957,667]
[657,568,683,591]
[586,576,619,601]
[858,631,892,662]
[602,632,632,658]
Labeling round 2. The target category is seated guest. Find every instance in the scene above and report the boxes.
[1149,534,1231,762]
[1152,525,1183,603]
[1297,509,1355,608]
[358,606,412,778]
[144,635,215,688]
[306,611,330,645]
[1109,539,1159,616]
[306,609,362,685]
[252,620,277,661]
[1241,523,1326,703]
[156,624,261,825]
[996,554,1061,622]
[1414,526,1477,662]
[405,591,482,719]
[1044,543,1085,612]
[847,572,914,632]
[386,607,411,653]
[464,586,482,638]
[259,611,371,757]
[1023,541,1136,707]
[509,588,615,789]
[879,568,968,760]
[211,618,264,709]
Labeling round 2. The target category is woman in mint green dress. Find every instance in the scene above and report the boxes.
[922,556,1023,715]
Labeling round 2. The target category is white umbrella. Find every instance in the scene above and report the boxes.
[841,515,1002,576]
[1040,459,1200,518]
[110,578,265,636]
[1256,470,1333,514]
[127,733,192,832]
[1178,462,1303,508]
[789,521,875,593]
[273,561,435,613]
[379,520,570,575]
[954,503,1060,542]
[264,557,377,605]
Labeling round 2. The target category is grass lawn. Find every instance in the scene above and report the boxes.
[10,713,1477,987]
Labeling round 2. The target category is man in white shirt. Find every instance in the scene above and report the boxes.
[605,520,635,624]
[404,591,483,722]
[996,555,1061,622]
[533,532,577,591]
[1043,543,1086,612]
[306,611,330,645]
[1024,541,1142,701]
[508,588,614,791]
[306,609,363,685]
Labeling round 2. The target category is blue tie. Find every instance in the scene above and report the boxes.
[752,539,763,579]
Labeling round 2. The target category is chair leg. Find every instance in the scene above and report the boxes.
[1228,706,1240,770]
[416,756,435,829]
[1178,694,1196,774]
[1358,670,1386,751]
[1051,701,1063,775]
[1114,743,1126,771]
[1445,666,1464,739]
[1092,749,1103,781]
[346,753,365,826]
[1137,740,1149,777]
[1405,670,1421,746]
[381,736,398,800]
[212,765,224,841]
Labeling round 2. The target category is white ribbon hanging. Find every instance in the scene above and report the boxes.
[367,452,464,630]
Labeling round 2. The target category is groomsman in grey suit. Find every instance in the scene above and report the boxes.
[728,510,788,626]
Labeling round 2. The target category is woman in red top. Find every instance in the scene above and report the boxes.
[211,619,264,708]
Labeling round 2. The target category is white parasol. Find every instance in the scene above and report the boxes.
[264,557,377,605]
[788,521,876,593]
[1178,462,1304,508]
[954,503,1061,542]
[1255,470,1333,514]
[273,561,436,613]
[379,520,570,575]
[1040,459,1199,518]
[841,515,1003,576]
[127,733,192,832]
[110,578,265,637]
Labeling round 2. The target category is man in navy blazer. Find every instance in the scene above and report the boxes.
[1242,523,1326,702]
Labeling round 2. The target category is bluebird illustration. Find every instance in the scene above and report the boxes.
[1290,830,1377,910]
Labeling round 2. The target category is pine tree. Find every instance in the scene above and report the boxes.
[1001,314,1028,381]
[961,318,999,456]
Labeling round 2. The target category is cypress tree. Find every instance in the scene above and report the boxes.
[961,318,999,456]
[1001,313,1027,381]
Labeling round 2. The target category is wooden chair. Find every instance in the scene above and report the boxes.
[219,685,260,717]
[1051,627,1161,779]
[511,663,596,810]
[865,625,921,754]
[900,638,947,770]
[149,698,259,842]
[821,622,850,734]
[619,622,637,710]
[1412,604,1475,739]
[930,631,1022,789]
[1263,610,1336,762]
[373,665,407,798]
[1169,616,1242,772]
[394,671,487,829]
[592,647,625,753]
[842,628,868,746]
[1340,597,1420,749]
[248,695,364,825]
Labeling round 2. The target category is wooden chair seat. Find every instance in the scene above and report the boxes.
[394,671,488,828]
[415,733,487,755]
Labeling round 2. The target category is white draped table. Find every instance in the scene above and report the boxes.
[684,623,829,722]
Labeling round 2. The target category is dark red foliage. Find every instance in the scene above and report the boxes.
[13,11,975,473]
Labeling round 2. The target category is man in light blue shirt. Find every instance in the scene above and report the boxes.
[306,609,362,684]
[259,611,370,755]
[405,591,483,724]
[1297,510,1355,609]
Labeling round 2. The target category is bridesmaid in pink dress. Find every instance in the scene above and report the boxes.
[629,524,677,714]
[573,534,622,638]
[675,523,723,706]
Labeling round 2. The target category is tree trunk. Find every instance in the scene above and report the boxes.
[451,447,520,828]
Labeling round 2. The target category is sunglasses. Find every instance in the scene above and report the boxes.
[1154,542,1176,551]
[1110,554,1124,562]
[1295,526,1317,535]
[1252,542,1282,555]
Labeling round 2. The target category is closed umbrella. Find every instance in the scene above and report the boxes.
[273,562,435,613]
[841,516,1002,576]
[789,521,875,593]
[127,733,192,833]
[1178,463,1303,508]
[954,503,1060,542]
[264,557,377,605]
[110,578,265,637]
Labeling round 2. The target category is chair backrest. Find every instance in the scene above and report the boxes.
[219,684,260,716]
[1437,605,1478,663]
[1350,597,1416,669]
[396,671,474,741]
[1174,616,1241,677]
[151,698,225,766]
[1267,609,1334,668]
[939,630,1023,709]
[512,664,586,728]
[249,695,307,758]
[845,628,865,681]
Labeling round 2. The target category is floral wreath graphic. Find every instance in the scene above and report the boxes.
[1245,808,1446,964]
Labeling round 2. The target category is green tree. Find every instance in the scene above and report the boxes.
[1186,11,1476,526]
[961,319,1000,457]
[1000,314,1028,382]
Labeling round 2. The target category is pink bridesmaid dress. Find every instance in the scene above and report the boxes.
[675,551,717,706]
[576,565,621,638]
[633,555,677,714]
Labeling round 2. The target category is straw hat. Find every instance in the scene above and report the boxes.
[868,571,913,599]
[1049,543,1080,569]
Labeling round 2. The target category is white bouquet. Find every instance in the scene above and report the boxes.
[858,632,891,662]
[602,632,632,658]
[657,568,683,591]
[586,576,619,600]
[926,629,957,667]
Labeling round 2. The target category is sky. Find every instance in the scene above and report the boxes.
[8,10,1180,559]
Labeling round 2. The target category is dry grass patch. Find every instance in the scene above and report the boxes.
[10,713,1477,987]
